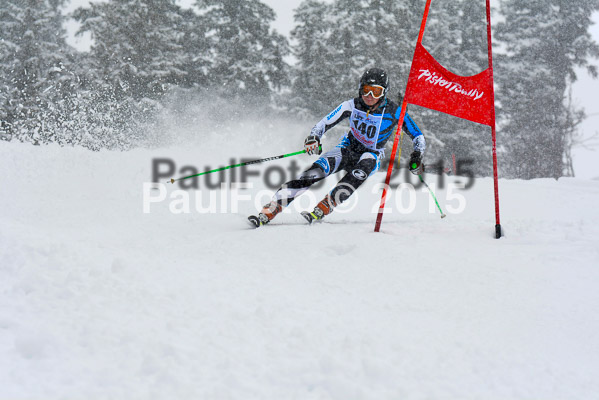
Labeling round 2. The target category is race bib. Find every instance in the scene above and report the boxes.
[349,108,385,150]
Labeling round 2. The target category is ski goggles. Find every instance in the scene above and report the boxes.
[361,84,385,99]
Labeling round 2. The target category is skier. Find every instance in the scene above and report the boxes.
[248,68,426,227]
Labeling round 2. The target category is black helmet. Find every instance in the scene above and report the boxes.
[359,68,389,98]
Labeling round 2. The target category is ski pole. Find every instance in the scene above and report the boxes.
[167,147,319,184]
[417,173,446,218]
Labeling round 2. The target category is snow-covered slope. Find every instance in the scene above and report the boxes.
[1,136,598,399]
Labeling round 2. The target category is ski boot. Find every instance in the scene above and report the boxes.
[248,201,283,228]
[301,195,335,224]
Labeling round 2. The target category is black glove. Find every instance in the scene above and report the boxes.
[409,151,423,175]
[304,135,322,155]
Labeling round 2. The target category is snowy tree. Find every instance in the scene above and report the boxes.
[495,0,599,179]
[73,0,188,102]
[194,0,290,101]
[286,0,337,118]
[0,0,79,144]
[71,0,192,148]
[350,0,422,89]
[327,0,371,96]
[178,7,212,89]
[289,0,421,118]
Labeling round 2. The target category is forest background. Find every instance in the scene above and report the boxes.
[2,0,599,179]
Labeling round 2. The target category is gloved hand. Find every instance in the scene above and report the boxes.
[304,135,322,155]
[409,151,423,175]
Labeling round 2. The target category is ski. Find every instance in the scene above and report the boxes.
[247,213,271,228]
[247,215,261,228]
[248,211,324,228]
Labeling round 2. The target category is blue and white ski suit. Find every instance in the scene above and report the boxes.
[273,96,425,206]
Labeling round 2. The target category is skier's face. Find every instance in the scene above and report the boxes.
[362,92,379,107]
